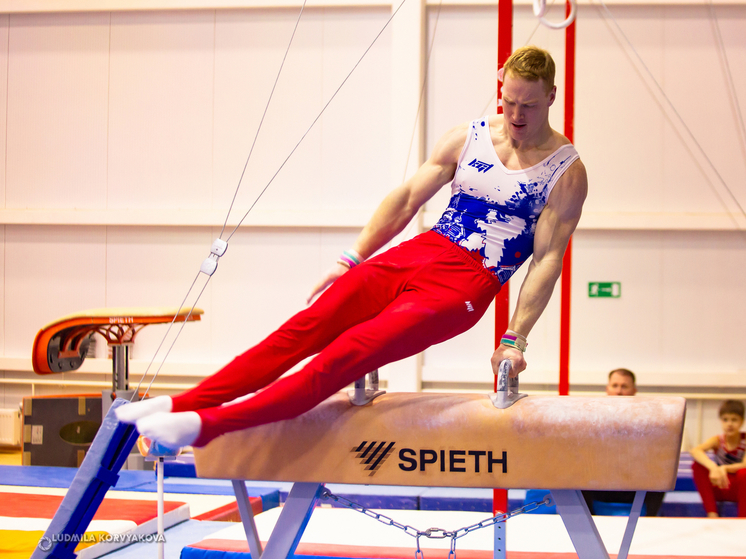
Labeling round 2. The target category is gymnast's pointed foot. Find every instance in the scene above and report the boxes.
[115,395,173,424]
[136,411,201,448]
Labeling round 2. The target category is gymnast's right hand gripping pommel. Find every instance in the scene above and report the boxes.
[490,359,527,409]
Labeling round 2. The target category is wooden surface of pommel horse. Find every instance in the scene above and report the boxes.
[194,384,686,559]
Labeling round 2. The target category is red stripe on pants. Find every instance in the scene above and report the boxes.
[692,461,746,516]
[172,231,501,446]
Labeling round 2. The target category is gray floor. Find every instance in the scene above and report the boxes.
[101,520,228,559]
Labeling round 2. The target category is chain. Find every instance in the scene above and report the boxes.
[319,488,551,558]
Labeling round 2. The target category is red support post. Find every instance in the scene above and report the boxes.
[559,0,576,396]
[497,0,513,113]
[494,0,513,394]
[493,0,513,516]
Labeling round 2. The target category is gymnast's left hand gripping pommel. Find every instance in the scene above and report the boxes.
[490,359,528,409]
[200,238,229,277]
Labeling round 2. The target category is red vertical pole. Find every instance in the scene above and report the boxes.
[559,0,576,397]
[497,0,513,113]
[493,0,512,517]
[494,0,513,395]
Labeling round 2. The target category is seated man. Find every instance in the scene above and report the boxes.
[582,368,665,516]
[605,368,636,396]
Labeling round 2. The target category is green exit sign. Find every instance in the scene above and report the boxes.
[588,282,621,298]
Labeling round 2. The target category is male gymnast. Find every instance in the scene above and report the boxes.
[117,45,588,449]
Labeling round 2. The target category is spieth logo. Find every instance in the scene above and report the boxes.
[351,441,396,476]
[352,441,508,477]
[468,158,494,173]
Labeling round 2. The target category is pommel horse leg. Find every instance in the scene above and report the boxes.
[551,489,646,559]
[232,480,263,559]
[263,483,324,559]
[232,481,324,559]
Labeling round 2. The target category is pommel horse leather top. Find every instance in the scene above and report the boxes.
[195,391,685,491]
[32,307,203,375]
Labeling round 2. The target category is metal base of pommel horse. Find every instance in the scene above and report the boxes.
[227,483,647,559]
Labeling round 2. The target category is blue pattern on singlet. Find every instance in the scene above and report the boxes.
[433,119,579,284]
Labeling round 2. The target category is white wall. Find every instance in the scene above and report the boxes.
[0,1,744,447]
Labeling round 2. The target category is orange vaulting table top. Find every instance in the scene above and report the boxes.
[32,307,203,375]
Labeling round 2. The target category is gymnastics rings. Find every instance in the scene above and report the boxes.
[534,0,577,30]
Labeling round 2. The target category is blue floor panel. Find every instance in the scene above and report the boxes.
[3,456,725,519]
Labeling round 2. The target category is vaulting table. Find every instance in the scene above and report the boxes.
[32,307,203,417]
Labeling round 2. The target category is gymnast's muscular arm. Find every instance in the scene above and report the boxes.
[307,123,468,303]
[490,158,588,377]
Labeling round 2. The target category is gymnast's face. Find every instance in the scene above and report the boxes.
[501,73,556,143]
[720,413,744,436]
[606,372,636,396]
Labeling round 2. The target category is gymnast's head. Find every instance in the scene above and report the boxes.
[606,368,637,396]
[503,45,556,96]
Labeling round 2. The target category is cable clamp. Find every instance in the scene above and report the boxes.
[200,239,229,276]
[211,238,228,257]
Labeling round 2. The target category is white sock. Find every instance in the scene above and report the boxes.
[136,411,202,448]
[115,396,173,424]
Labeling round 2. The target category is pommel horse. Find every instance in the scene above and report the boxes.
[194,367,685,559]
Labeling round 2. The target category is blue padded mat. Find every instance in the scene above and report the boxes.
[31,398,139,559]
[674,475,696,492]
[164,460,196,478]
[3,461,712,519]
[0,464,280,509]
[181,550,247,559]
[0,465,167,491]
[322,483,425,510]
[0,465,79,488]
[123,480,281,510]
[419,487,527,513]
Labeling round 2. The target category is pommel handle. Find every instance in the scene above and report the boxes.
[490,359,528,409]
[348,369,386,406]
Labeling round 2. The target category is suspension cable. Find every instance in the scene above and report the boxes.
[219,0,309,240]
[129,0,412,399]
[130,1,310,400]
[129,271,204,401]
[707,0,746,167]
[401,0,444,185]
[595,0,746,228]
[224,0,410,243]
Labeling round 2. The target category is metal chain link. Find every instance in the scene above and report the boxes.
[319,488,551,558]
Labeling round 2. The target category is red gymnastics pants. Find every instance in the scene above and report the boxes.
[171,230,501,447]
[692,461,746,516]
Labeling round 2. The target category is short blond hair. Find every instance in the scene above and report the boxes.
[503,46,555,93]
